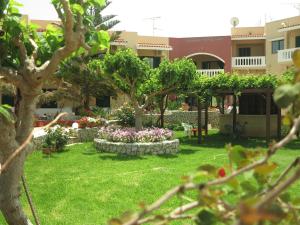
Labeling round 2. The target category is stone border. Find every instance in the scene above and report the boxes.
[94,139,180,155]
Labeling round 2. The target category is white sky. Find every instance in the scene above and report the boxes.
[18,0,300,37]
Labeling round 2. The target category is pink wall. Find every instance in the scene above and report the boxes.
[169,36,232,72]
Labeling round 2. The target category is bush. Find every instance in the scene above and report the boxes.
[43,126,69,152]
[165,123,184,131]
[77,117,102,128]
[98,127,173,143]
[115,104,135,127]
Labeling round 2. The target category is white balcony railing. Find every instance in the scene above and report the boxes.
[278,48,300,63]
[197,69,224,77]
[232,56,266,68]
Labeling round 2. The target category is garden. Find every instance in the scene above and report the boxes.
[1,0,300,225]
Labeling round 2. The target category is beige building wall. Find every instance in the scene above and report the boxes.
[265,16,300,74]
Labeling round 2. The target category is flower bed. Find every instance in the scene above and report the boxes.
[98,127,173,143]
[94,139,179,155]
[95,127,179,155]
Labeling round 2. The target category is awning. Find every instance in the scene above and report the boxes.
[278,24,300,32]
[231,34,265,40]
[136,43,173,51]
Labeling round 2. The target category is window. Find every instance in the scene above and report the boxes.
[272,40,284,54]
[140,57,161,68]
[238,48,251,57]
[202,61,224,69]
[239,94,278,115]
[1,94,14,106]
[296,36,300,48]
[96,96,110,108]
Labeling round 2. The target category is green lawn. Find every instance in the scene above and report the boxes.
[1,130,300,225]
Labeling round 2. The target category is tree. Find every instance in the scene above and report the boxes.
[58,57,116,110]
[57,0,120,110]
[0,0,109,224]
[101,49,197,130]
[155,59,197,127]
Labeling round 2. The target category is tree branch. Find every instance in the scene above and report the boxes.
[37,0,81,80]
[13,37,28,66]
[255,165,300,209]
[29,38,38,61]
[0,112,68,175]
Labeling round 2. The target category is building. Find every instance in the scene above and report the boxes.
[0,15,299,115]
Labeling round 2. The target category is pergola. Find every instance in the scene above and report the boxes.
[196,88,281,144]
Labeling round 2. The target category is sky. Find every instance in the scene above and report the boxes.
[18,0,300,37]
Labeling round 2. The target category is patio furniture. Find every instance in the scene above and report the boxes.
[181,123,193,138]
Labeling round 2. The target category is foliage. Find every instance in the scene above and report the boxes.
[0,104,14,122]
[43,126,69,152]
[98,127,173,143]
[165,123,184,131]
[91,106,109,119]
[56,0,119,109]
[102,50,197,129]
[77,116,102,128]
[193,73,280,99]
[115,104,135,127]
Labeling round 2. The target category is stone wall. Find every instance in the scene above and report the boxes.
[145,110,220,128]
[94,139,179,155]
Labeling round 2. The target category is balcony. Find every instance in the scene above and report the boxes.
[197,69,224,77]
[278,48,300,63]
[232,56,266,68]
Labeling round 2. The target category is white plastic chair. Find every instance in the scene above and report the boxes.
[181,123,193,138]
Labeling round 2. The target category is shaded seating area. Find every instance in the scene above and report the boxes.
[196,88,281,144]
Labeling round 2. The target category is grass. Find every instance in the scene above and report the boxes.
[1,130,300,225]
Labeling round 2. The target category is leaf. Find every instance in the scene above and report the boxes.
[196,209,217,225]
[91,0,106,7]
[274,83,300,108]
[197,164,217,175]
[0,105,14,123]
[71,4,84,15]
[108,218,122,225]
[240,181,257,194]
[229,145,248,167]
[255,162,277,176]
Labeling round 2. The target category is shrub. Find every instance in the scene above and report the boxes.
[43,126,69,152]
[115,104,135,127]
[77,117,102,128]
[98,127,173,143]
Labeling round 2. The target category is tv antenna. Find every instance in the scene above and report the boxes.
[144,16,161,36]
[230,17,240,28]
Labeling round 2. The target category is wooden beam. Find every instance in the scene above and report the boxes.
[197,98,202,144]
[277,105,282,140]
[266,91,271,143]
[233,95,237,134]
[205,102,209,136]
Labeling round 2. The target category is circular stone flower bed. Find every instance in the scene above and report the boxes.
[94,127,180,155]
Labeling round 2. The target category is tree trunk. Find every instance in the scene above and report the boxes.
[159,95,168,128]
[84,94,90,110]
[134,105,144,131]
[0,118,29,225]
[0,86,39,225]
